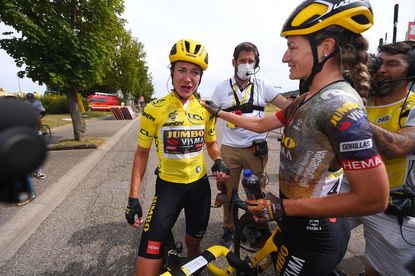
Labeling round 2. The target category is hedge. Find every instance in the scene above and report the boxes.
[40,95,89,114]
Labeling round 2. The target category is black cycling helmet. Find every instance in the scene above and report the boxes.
[281,0,374,37]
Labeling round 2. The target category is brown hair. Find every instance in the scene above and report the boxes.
[314,26,371,98]
[233,42,260,68]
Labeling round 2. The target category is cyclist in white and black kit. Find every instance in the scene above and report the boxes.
[25,92,46,179]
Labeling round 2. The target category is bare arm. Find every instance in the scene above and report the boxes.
[129,145,150,198]
[284,165,389,217]
[217,111,283,133]
[206,141,222,161]
[200,97,304,133]
[270,94,291,109]
[221,92,307,132]
[371,122,415,159]
[206,141,230,183]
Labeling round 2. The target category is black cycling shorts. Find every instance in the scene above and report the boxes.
[272,215,350,275]
[138,175,211,259]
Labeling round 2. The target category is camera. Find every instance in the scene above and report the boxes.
[252,139,268,157]
[368,53,384,73]
[384,191,415,218]
[240,102,254,113]
[0,98,47,202]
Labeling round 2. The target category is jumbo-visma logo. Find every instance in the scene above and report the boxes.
[186,112,205,125]
[280,135,295,149]
[144,196,157,232]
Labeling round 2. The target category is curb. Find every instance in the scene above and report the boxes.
[0,117,138,267]
[47,144,98,151]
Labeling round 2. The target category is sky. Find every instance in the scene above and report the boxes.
[0,0,414,98]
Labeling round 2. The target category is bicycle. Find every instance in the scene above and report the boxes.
[38,111,51,138]
[160,188,347,276]
[40,123,51,138]
[159,190,276,276]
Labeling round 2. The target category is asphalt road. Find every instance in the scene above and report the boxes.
[0,117,366,275]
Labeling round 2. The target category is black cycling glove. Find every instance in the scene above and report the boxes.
[263,192,285,221]
[211,158,230,175]
[202,100,221,117]
[249,192,285,222]
[125,197,142,225]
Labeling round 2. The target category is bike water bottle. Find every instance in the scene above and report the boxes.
[241,169,264,200]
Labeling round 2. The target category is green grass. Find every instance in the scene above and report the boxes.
[48,137,107,150]
[83,110,112,119]
[42,111,111,150]
[42,111,111,129]
[42,114,73,129]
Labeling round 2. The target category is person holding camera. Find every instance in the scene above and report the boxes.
[210,41,290,247]
[0,98,46,205]
[348,41,415,276]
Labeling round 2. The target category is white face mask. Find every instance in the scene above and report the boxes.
[236,64,254,80]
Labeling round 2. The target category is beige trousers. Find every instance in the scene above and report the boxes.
[220,144,268,230]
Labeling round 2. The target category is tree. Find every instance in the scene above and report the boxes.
[0,0,125,140]
[100,29,154,103]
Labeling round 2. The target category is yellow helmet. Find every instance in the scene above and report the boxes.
[169,39,209,71]
[281,0,374,37]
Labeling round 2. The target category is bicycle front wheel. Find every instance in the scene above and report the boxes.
[40,124,51,138]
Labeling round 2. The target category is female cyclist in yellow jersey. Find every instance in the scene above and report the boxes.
[126,39,229,276]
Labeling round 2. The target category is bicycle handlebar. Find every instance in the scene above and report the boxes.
[160,245,255,276]
[231,189,249,211]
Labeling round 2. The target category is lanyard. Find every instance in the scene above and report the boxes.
[229,78,254,108]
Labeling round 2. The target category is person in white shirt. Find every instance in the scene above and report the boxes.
[25,92,46,179]
[211,42,290,246]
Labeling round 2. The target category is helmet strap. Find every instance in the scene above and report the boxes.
[170,63,203,100]
[171,88,200,103]
[172,89,189,101]
[299,36,336,94]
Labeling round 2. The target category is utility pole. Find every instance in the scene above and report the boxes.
[17,77,22,94]
[393,4,399,43]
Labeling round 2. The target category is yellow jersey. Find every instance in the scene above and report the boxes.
[138,93,217,183]
[367,92,415,189]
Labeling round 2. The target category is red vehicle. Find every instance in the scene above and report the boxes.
[87,92,119,111]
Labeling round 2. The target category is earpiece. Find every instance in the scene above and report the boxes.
[233,42,260,68]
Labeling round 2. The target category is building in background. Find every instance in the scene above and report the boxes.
[407,21,415,41]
